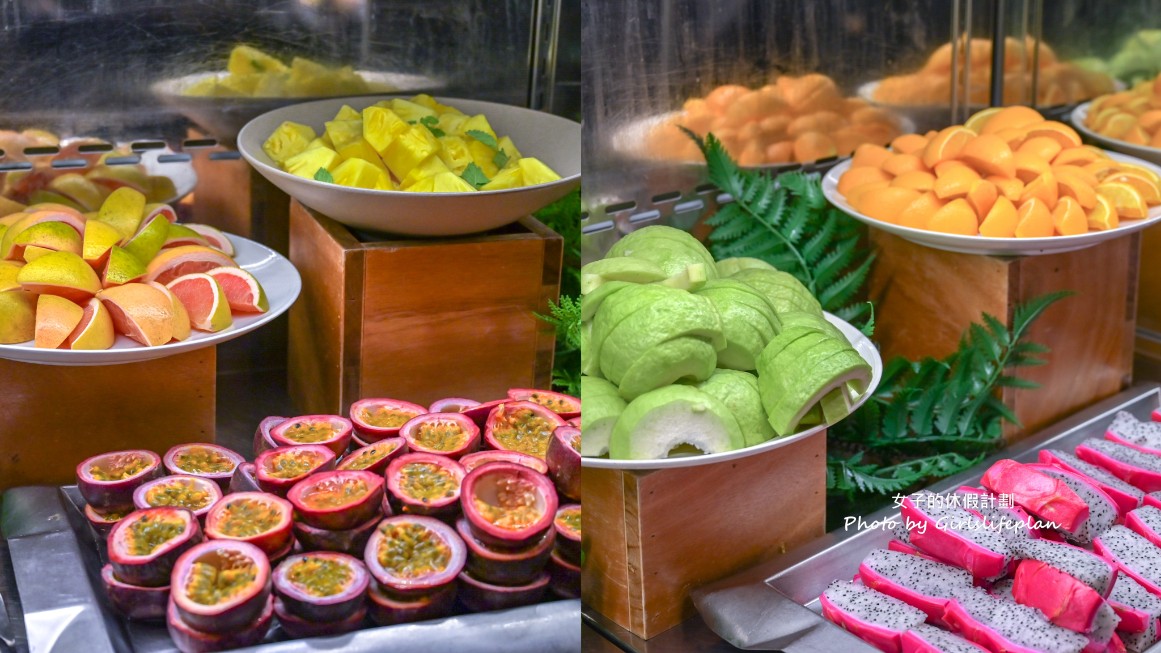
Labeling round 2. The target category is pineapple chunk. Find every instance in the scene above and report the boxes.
[325,119,363,150]
[436,136,473,175]
[466,139,500,178]
[382,126,439,180]
[285,147,340,180]
[332,104,362,122]
[184,76,220,97]
[497,136,522,164]
[438,112,469,137]
[480,166,523,191]
[462,114,497,141]
[389,98,437,123]
[412,94,463,115]
[332,66,371,95]
[304,137,331,151]
[338,138,389,173]
[228,45,287,76]
[218,73,261,96]
[409,171,476,193]
[331,158,392,190]
[253,72,290,97]
[362,106,410,155]
[518,157,562,185]
[400,156,451,190]
[263,121,318,164]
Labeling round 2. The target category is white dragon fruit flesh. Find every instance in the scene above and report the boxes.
[1039,448,1143,514]
[1107,572,1161,634]
[901,491,1012,580]
[1094,526,1161,594]
[942,584,1090,653]
[992,579,1015,601]
[980,459,1091,537]
[902,624,989,653]
[1076,439,1161,493]
[1029,463,1120,544]
[1120,616,1160,653]
[1010,537,1117,595]
[1106,411,1161,453]
[820,579,927,653]
[1011,559,1120,642]
[1125,505,1161,549]
[859,549,975,621]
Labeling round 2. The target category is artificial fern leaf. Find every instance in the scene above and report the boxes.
[1012,290,1074,338]
[800,216,838,265]
[818,254,875,308]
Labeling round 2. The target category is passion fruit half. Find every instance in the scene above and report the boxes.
[163,443,244,491]
[133,475,223,523]
[349,398,427,441]
[270,415,353,457]
[363,515,466,596]
[102,563,170,621]
[554,504,581,565]
[546,425,581,501]
[254,444,337,497]
[459,450,549,475]
[567,416,580,428]
[272,552,369,623]
[484,401,567,461]
[253,415,287,457]
[461,462,559,550]
[204,491,294,558]
[458,570,550,613]
[336,437,406,476]
[108,507,204,587]
[167,593,273,653]
[274,597,366,639]
[85,504,132,538]
[455,517,555,587]
[170,539,272,635]
[228,463,261,494]
[293,512,382,555]
[429,397,481,413]
[461,398,507,426]
[367,580,457,627]
[77,449,163,511]
[548,548,580,599]
[507,388,581,420]
[399,412,480,459]
[385,453,466,517]
[287,470,385,531]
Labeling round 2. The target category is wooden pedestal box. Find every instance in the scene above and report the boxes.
[582,434,827,639]
[287,200,562,414]
[0,349,216,492]
[868,230,1138,440]
[190,147,291,256]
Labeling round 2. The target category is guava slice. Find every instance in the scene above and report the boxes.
[616,336,718,400]
[580,376,626,457]
[597,291,723,384]
[581,280,631,322]
[731,268,822,317]
[716,257,777,277]
[609,385,744,460]
[588,284,674,378]
[759,337,871,435]
[695,279,781,370]
[580,321,600,378]
[581,257,666,294]
[655,262,709,291]
[697,369,774,447]
[606,226,718,285]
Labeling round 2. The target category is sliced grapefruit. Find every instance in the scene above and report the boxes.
[144,245,237,285]
[0,289,35,344]
[166,273,233,333]
[1,209,86,260]
[35,294,84,349]
[0,260,22,292]
[95,186,146,241]
[102,246,147,288]
[184,224,235,257]
[146,281,191,342]
[65,297,114,350]
[162,223,209,249]
[13,221,83,258]
[96,283,175,346]
[82,219,122,269]
[206,267,268,314]
[123,215,169,263]
[142,203,177,224]
[16,251,101,302]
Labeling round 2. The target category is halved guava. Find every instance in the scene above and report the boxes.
[608,385,744,460]
[697,369,775,447]
[758,331,870,435]
[615,336,718,400]
[579,376,626,458]
[731,268,822,317]
[580,257,666,295]
[581,280,630,322]
[596,288,723,385]
[605,225,718,288]
[695,279,781,370]
[716,256,776,277]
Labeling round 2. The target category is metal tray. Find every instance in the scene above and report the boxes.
[691,383,1161,652]
[0,485,579,653]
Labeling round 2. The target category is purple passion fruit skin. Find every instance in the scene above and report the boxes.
[270,415,353,458]
[367,579,457,627]
[204,492,294,557]
[108,508,205,588]
[567,416,580,428]
[546,425,581,501]
[102,563,170,621]
[272,552,369,623]
[293,511,382,555]
[85,503,132,538]
[254,444,337,497]
[506,388,582,420]
[228,463,261,494]
[336,438,406,477]
[349,398,427,441]
[287,470,385,531]
[399,412,480,460]
[547,548,580,599]
[133,475,223,523]
[170,540,272,635]
[461,462,559,550]
[275,597,367,638]
[459,450,549,475]
[553,504,582,565]
[166,593,273,653]
[461,398,507,427]
[428,397,481,413]
[484,400,567,461]
[458,570,550,613]
[454,517,556,587]
[163,444,244,491]
[77,449,163,511]
[253,415,287,458]
[363,515,467,595]
[385,453,466,517]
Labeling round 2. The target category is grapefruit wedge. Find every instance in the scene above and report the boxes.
[144,245,237,285]
[65,297,115,350]
[101,246,147,288]
[206,267,268,313]
[95,187,146,241]
[166,273,232,333]
[16,251,102,302]
[35,294,84,349]
[146,281,191,342]
[0,290,35,344]
[97,283,175,346]
[184,224,235,257]
[82,220,122,270]
[1,210,86,260]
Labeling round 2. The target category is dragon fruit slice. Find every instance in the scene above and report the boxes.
[955,486,1039,542]
[991,579,1015,601]
[942,584,1090,653]
[1121,618,1160,653]
[1010,538,1117,595]
[1107,573,1161,634]
[901,491,1012,579]
[1011,559,1120,642]
[1105,411,1161,454]
[1093,526,1161,594]
[1146,493,1161,510]
[820,580,927,653]
[1125,505,1161,548]
[1039,449,1143,514]
[902,624,989,653]
[858,549,974,621]
[1027,464,1120,544]
[1075,439,1161,493]
[980,459,1090,536]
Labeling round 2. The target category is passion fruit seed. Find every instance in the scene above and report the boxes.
[399,462,457,503]
[302,477,369,509]
[90,455,149,481]
[96,507,132,522]
[569,433,581,453]
[376,522,450,579]
[361,406,418,428]
[217,499,281,537]
[174,447,236,474]
[494,408,556,458]
[473,477,541,530]
[414,421,466,451]
[286,556,354,597]
[342,444,396,470]
[282,421,337,444]
[145,482,212,510]
[527,392,574,413]
[556,508,581,535]
[127,514,186,556]
[186,557,257,606]
[268,452,318,479]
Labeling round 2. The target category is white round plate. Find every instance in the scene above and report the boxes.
[581,312,882,471]
[237,96,581,237]
[822,151,1161,256]
[1072,101,1161,166]
[0,234,301,366]
[139,148,198,204]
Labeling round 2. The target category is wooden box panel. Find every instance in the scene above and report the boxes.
[582,434,827,639]
[288,200,562,415]
[0,348,216,491]
[190,149,291,256]
[868,230,1137,440]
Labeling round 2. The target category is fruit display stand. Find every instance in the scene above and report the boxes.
[287,199,562,414]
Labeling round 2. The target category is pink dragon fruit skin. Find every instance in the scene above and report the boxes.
[1145,493,1161,510]
[1075,439,1161,493]
[1108,633,1128,653]
[902,624,989,653]
[901,492,1012,580]
[1010,538,1117,596]
[820,580,927,653]
[1121,617,1160,653]
[955,486,1040,543]
[1125,506,1161,549]
[1026,463,1121,544]
[1011,559,1119,641]
[980,459,1091,535]
[1093,526,1161,595]
[1105,411,1161,455]
[1107,573,1161,634]
[942,584,1090,653]
[1152,409,1161,423]
[858,549,974,622]
[1039,449,1143,515]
